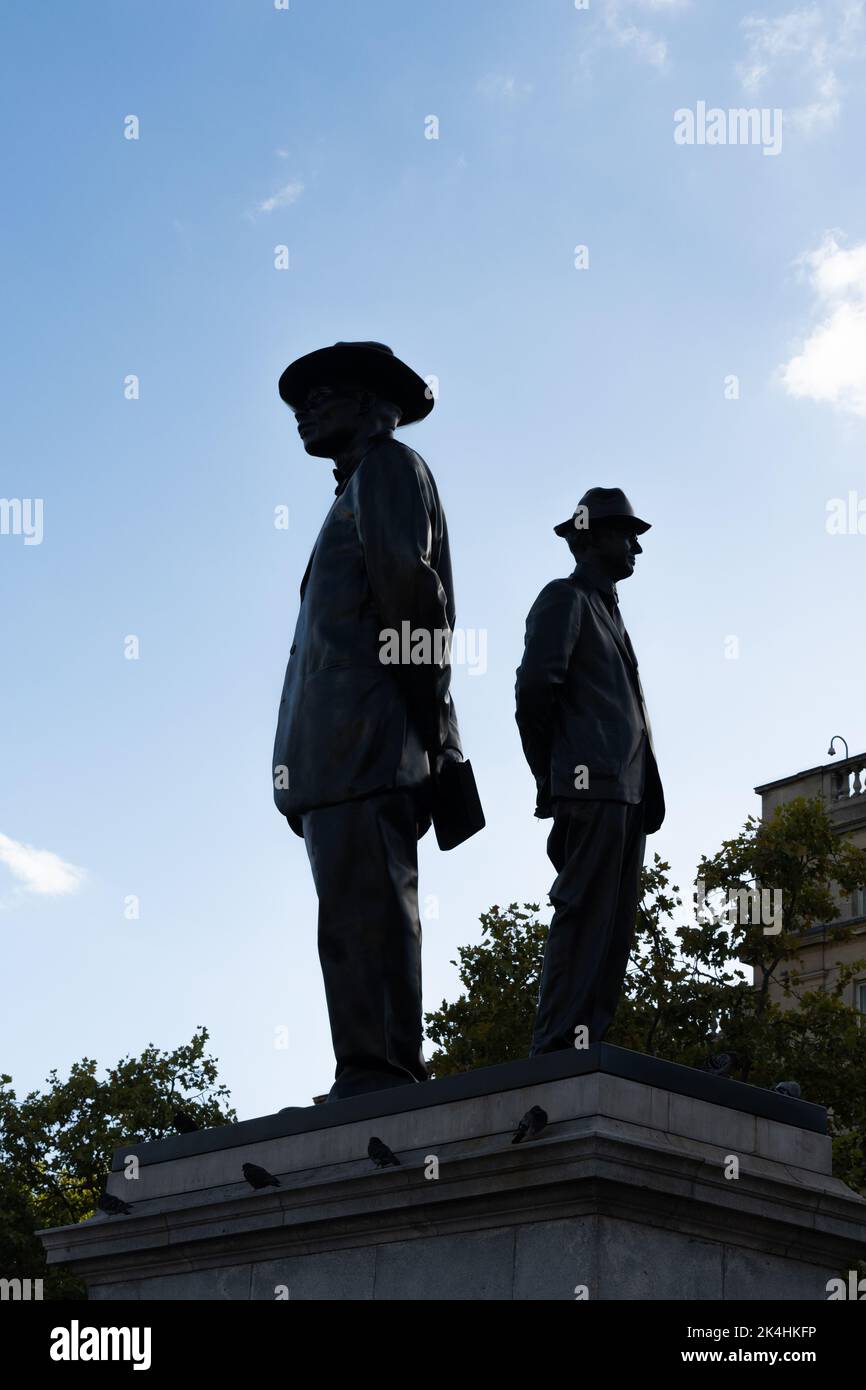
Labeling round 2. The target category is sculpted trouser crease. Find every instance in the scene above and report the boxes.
[531,799,646,1050]
[302,789,427,1099]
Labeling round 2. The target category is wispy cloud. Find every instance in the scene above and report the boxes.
[737,2,865,133]
[255,179,304,215]
[0,831,86,898]
[779,231,866,418]
[476,73,533,102]
[601,0,691,71]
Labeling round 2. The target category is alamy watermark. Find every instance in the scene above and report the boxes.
[693,877,783,935]
[826,1270,866,1299]
[826,491,866,535]
[379,623,487,676]
[0,1277,43,1300]
[0,497,43,545]
[674,102,782,157]
[50,1321,151,1370]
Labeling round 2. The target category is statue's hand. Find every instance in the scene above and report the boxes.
[434,748,463,778]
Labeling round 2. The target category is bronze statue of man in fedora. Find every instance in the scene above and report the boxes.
[273,341,476,1102]
[515,487,665,1051]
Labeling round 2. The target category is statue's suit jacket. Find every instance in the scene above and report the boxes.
[515,562,664,834]
[273,435,461,837]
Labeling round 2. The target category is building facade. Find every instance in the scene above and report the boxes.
[754,751,866,1014]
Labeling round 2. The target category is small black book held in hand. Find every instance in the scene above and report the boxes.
[431,758,485,851]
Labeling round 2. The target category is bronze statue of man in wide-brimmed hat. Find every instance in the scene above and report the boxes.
[273,341,482,1102]
[515,486,665,1051]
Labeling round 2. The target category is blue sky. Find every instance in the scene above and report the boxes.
[3,0,866,1119]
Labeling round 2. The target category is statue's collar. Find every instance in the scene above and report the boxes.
[332,431,394,496]
[572,559,616,597]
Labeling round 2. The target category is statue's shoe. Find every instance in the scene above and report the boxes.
[326,1068,422,1103]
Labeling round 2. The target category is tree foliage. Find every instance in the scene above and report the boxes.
[0,1026,235,1298]
[425,903,548,1076]
[426,798,866,1193]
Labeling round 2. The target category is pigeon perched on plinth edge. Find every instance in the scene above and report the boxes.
[773,1081,801,1098]
[242,1162,280,1190]
[97,1191,133,1216]
[701,1052,738,1078]
[173,1109,199,1134]
[368,1137,401,1168]
[512,1105,548,1144]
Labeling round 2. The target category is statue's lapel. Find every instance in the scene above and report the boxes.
[589,588,635,670]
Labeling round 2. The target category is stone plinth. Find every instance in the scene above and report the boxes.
[39,1045,866,1300]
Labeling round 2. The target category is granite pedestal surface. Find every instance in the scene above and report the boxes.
[39,1045,866,1300]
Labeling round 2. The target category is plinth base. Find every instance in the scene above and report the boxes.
[39,1046,866,1300]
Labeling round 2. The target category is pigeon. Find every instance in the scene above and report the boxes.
[368,1137,401,1168]
[173,1109,200,1134]
[242,1162,280,1190]
[97,1191,133,1216]
[774,1081,801,1098]
[701,1052,738,1078]
[512,1105,548,1145]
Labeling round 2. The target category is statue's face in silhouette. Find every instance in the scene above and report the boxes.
[578,522,643,581]
[596,523,642,580]
[294,383,364,458]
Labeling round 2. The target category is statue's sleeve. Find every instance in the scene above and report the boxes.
[514,582,581,783]
[355,443,454,760]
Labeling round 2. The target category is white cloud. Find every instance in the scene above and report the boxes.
[737,2,865,133]
[255,179,304,215]
[0,832,86,898]
[604,4,668,68]
[575,1,690,78]
[476,73,533,101]
[779,232,866,417]
[600,0,690,71]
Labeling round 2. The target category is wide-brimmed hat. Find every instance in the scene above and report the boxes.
[278,341,434,426]
[554,486,651,538]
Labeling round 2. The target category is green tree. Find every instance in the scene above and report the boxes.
[425,797,866,1193]
[425,904,547,1076]
[692,796,866,1045]
[0,1026,235,1298]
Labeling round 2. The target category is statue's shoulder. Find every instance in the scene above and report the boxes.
[526,575,587,628]
[356,436,434,498]
[534,575,583,606]
[361,435,427,473]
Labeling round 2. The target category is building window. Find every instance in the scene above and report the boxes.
[859,982,866,1016]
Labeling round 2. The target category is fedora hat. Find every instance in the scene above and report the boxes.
[278,341,434,426]
[554,486,651,538]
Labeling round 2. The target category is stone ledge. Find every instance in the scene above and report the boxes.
[39,1052,861,1301]
[42,1115,865,1291]
[110,1044,825,1176]
[103,1072,832,1210]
